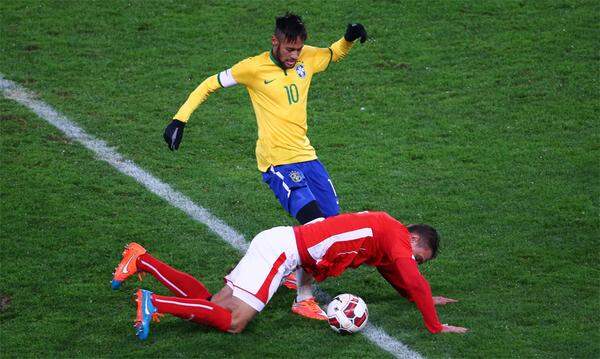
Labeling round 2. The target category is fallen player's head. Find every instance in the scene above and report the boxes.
[407,224,440,264]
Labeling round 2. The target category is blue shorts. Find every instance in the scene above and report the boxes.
[262,159,340,218]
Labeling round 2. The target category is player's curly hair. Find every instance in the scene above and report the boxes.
[407,224,440,259]
[275,12,308,42]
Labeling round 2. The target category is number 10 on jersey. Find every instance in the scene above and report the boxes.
[285,84,299,104]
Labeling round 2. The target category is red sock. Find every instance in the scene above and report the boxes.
[137,253,211,299]
[152,294,232,332]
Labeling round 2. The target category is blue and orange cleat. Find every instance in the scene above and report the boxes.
[111,242,146,290]
[133,289,162,340]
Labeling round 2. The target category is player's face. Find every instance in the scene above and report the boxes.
[272,35,304,69]
[413,250,432,265]
[410,235,433,265]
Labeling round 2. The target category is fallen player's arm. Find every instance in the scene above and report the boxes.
[378,267,461,306]
[441,324,468,333]
[377,265,413,301]
[432,296,459,305]
[379,258,468,334]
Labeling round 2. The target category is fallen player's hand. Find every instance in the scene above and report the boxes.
[163,119,186,151]
[441,324,469,334]
[344,23,367,43]
[433,296,459,305]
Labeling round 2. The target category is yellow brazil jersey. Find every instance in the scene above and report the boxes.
[173,37,354,172]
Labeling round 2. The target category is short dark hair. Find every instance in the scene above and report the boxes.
[275,12,307,42]
[407,224,440,259]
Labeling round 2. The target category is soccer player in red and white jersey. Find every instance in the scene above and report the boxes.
[111,211,468,339]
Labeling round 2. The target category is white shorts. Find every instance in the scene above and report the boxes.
[225,226,299,312]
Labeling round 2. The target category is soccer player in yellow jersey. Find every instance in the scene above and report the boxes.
[163,13,367,321]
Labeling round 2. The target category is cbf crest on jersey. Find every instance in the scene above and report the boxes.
[289,170,304,183]
[295,64,306,79]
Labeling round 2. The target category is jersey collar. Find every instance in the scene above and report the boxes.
[269,49,288,75]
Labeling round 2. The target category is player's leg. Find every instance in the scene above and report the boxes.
[261,164,321,289]
[290,267,327,320]
[223,226,302,328]
[303,159,340,217]
[133,287,235,340]
[131,227,298,339]
[295,199,324,224]
[137,253,212,299]
[269,171,325,292]
[287,160,341,318]
[111,242,211,299]
[262,165,324,223]
[224,226,298,312]
[210,286,258,333]
[261,164,327,320]
[133,285,257,340]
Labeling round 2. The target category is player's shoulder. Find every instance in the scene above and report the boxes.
[366,211,408,233]
[353,210,396,221]
[300,45,328,59]
[301,44,319,54]
[234,51,267,66]
[335,211,398,229]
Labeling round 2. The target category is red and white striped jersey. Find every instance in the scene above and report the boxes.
[294,211,412,280]
[293,211,443,333]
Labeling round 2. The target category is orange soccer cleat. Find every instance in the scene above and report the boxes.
[282,272,298,290]
[111,242,146,290]
[291,297,327,320]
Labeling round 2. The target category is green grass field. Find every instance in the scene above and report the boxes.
[1,0,598,357]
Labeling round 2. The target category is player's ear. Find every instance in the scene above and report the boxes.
[271,35,278,47]
[409,233,420,245]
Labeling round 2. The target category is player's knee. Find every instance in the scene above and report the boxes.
[295,200,324,224]
[227,300,258,334]
[228,312,251,334]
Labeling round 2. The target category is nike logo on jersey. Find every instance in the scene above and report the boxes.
[121,256,135,274]
[264,79,275,84]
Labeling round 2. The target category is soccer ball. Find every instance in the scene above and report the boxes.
[326,293,369,334]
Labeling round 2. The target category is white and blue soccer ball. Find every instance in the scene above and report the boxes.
[326,293,369,334]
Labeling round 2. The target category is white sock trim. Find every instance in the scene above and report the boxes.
[154,298,213,310]
[141,260,188,297]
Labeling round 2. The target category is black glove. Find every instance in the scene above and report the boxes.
[163,119,186,151]
[344,23,367,43]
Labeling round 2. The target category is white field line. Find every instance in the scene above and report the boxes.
[0,74,423,359]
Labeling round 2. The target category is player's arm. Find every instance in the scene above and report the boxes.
[330,23,368,62]
[173,74,223,124]
[307,23,367,74]
[377,265,413,300]
[378,261,460,306]
[164,60,253,151]
[163,74,222,150]
[325,23,368,64]
[378,259,468,334]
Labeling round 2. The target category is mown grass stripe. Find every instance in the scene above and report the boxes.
[0,74,423,359]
